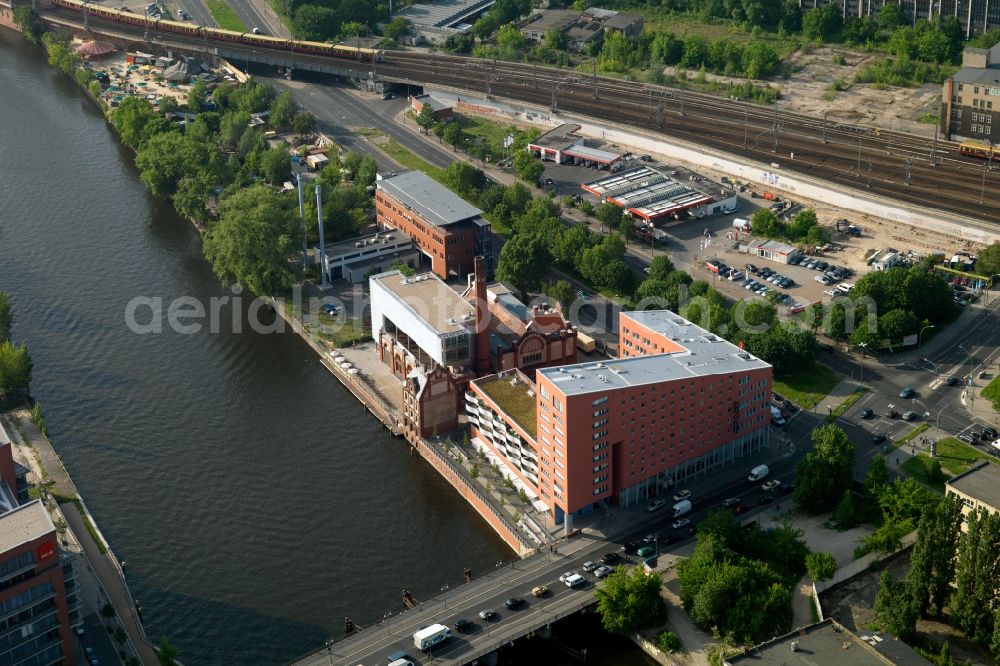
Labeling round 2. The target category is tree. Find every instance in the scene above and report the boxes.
[258,144,292,184]
[595,201,623,234]
[443,162,487,199]
[291,111,316,136]
[156,637,178,666]
[157,96,178,115]
[793,424,855,513]
[383,16,409,41]
[647,255,675,281]
[874,570,920,639]
[0,292,11,343]
[951,507,1000,643]
[136,132,219,199]
[355,155,378,190]
[13,6,43,43]
[269,91,299,130]
[548,280,576,309]
[442,121,464,150]
[805,551,837,581]
[202,185,298,295]
[833,489,858,528]
[512,150,544,184]
[864,455,889,497]
[906,494,962,616]
[111,97,155,149]
[187,80,208,112]
[595,566,666,635]
[416,103,436,132]
[496,233,551,297]
[976,241,1000,277]
[618,216,636,242]
[544,27,567,50]
[658,630,681,652]
[0,340,32,397]
[220,111,251,148]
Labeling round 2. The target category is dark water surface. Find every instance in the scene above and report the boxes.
[0,29,514,665]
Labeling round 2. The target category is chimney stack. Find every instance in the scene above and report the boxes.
[473,256,491,375]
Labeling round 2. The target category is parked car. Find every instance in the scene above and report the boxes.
[981,427,998,440]
[959,433,977,444]
[602,552,622,564]
[672,490,691,501]
[746,263,758,273]
[758,496,774,505]
[780,484,795,496]
[594,565,614,579]
[582,560,598,572]
[671,518,691,530]
[647,499,667,512]
[762,479,782,491]
[620,541,641,554]
[454,618,474,632]
[558,571,580,583]
[722,497,742,507]
[733,503,751,514]
[637,545,657,557]
[728,270,745,281]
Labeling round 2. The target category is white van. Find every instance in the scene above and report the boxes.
[748,464,769,482]
[413,624,450,651]
[565,574,586,588]
[733,218,750,231]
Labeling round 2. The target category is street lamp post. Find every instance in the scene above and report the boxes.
[918,324,935,348]
[440,583,449,609]
[858,342,867,390]
[325,639,334,665]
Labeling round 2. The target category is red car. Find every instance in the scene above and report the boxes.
[733,503,751,515]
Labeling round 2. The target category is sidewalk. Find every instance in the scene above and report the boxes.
[1,410,160,666]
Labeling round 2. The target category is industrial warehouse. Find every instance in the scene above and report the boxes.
[581,165,738,223]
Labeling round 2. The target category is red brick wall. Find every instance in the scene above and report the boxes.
[375,190,476,278]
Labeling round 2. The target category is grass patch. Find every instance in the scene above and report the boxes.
[929,436,996,475]
[773,363,839,410]
[827,389,865,422]
[356,127,384,138]
[455,114,540,152]
[71,499,108,555]
[982,374,1000,412]
[893,423,929,449]
[900,456,945,492]
[379,139,447,181]
[204,0,246,32]
[916,113,940,125]
[316,319,371,347]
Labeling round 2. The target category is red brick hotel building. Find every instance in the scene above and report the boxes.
[467,310,772,531]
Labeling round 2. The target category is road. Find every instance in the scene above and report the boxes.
[294,448,809,666]
[224,0,289,37]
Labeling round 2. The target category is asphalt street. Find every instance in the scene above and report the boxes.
[224,0,289,37]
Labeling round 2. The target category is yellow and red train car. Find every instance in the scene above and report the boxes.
[959,140,997,161]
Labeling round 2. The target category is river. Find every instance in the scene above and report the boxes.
[0,29,516,665]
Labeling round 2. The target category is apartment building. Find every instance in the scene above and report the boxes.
[0,425,77,666]
[467,310,772,531]
[941,41,1000,141]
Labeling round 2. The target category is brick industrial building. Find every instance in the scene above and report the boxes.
[375,171,493,279]
[0,424,78,666]
[467,310,772,531]
[370,257,577,438]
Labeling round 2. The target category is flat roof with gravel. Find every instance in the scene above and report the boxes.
[726,619,930,666]
[947,461,1000,509]
[0,501,55,554]
[378,171,483,228]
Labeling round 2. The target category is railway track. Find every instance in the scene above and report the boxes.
[382,52,1000,224]
[40,6,999,225]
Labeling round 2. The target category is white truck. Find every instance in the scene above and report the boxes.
[732,218,751,231]
[413,624,450,651]
[672,499,692,517]
[748,464,769,482]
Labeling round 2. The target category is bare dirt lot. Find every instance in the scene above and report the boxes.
[666,44,942,138]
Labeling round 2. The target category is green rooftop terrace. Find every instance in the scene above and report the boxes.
[477,374,538,440]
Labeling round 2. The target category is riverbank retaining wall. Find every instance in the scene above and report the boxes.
[0,6,20,30]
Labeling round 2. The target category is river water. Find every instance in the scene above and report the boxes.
[0,29,516,665]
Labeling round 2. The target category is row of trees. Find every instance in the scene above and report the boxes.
[874,497,1000,661]
[750,208,829,246]
[110,77,371,295]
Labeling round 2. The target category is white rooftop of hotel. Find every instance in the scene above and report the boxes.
[0,500,55,553]
[539,311,769,396]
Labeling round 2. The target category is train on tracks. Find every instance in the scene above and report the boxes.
[959,140,997,160]
[50,0,383,61]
